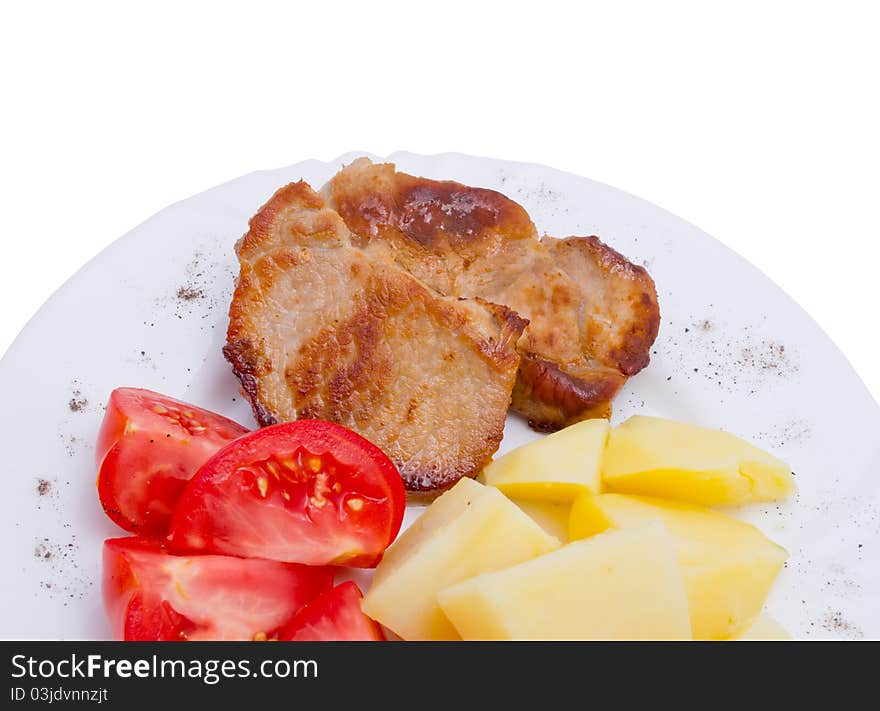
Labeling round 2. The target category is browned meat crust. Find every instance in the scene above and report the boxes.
[325,159,660,430]
[224,181,525,492]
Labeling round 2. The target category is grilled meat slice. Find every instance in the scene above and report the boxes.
[224,181,525,493]
[324,159,660,430]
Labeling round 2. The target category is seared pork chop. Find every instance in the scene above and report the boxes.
[224,181,525,492]
[325,159,660,430]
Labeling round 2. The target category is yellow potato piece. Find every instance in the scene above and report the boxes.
[567,493,614,539]
[602,416,795,505]
[511,499,571,542]
[438,521,692,640]
[570,492,788,639]
[480,419,609,502]
[362,478,559,641]
[732,614,792,640]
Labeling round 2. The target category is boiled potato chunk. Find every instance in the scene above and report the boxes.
[480,419,609,502]
[566,493,613,539]
[512,499,571,542]
[602,416,795,505]
[362,478,559,641]
[569,492,788,639]
[733,614,791,640]
[438,521,691,640]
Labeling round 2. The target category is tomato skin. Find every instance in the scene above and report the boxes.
[102,537,334,641]
[96,388,249,535]
[167,420,406,568]
[102,538,142,641]
[278,581,385,641]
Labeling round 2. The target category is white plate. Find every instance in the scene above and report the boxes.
[1,152,877,640]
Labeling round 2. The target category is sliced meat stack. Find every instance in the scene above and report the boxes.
[225,160,660,493]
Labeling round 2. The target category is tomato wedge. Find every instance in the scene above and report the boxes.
[167,420,406,567]
[96,388,249,535]
[103,537,333,641]
[278,581,385,641]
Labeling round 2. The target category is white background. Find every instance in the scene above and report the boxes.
[1,1,877,404]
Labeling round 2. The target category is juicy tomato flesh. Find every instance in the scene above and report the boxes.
[102,537,334,641]
[278,580,385,641]
[167,420,406,567]
[96,388,249,535]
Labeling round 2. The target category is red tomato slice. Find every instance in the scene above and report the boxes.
[96,388,249,535]
[167,420,406,567]
[278,581,384,641]
[103,537,334,641]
